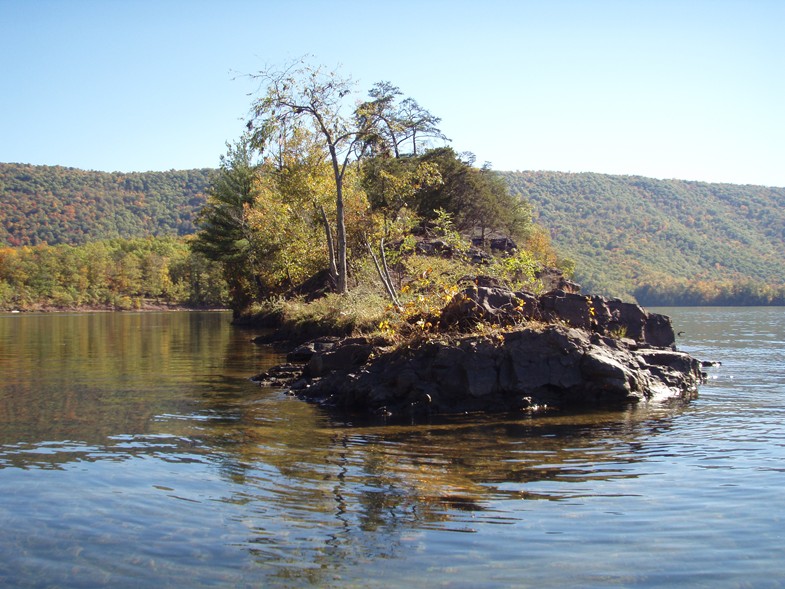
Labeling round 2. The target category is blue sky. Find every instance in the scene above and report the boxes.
[1,0,783,186]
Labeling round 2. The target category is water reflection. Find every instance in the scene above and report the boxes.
[0,311,706,587]
[0,312,277,445]
[194,400,694,586]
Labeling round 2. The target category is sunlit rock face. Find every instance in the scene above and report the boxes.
[440,285,677,349]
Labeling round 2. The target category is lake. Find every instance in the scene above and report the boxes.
[0,308,783,588]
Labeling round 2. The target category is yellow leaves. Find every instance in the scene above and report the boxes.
[414,161,443,190]
[519,225,558,267]
[414,318,434,332]
[372,161,443,207]
[441,284,460,300]
[586,296,596,317]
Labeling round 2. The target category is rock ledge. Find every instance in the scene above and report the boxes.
[253,285,704,418]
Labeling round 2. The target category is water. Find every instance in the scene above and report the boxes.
[0,309,783,588]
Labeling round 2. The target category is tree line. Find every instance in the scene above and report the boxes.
[0,237,227,311]
[634,277,785,306]
[504,171,785,304]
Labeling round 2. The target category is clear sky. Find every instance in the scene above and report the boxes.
[1,0,783,186]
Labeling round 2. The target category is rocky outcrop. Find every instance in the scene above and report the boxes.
[439,283,677,348]
[253,285,704,419]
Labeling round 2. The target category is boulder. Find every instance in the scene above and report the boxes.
[471,236,518,253]
[439,285,538,329]
[287,336,341,362]
[304,337,374,378]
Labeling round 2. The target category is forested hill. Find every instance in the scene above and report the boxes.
[0,163,212,246]
[503,171,785,303]
[4,162,785,305]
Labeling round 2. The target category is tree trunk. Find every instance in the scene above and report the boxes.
[319,205,339,289]
[327,143,348,294]
[365,236,400,307]
[335,183,348,294]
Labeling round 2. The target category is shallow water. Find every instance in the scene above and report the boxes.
[0,309,783,588]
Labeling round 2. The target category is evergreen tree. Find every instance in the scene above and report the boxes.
[192,136,262,312]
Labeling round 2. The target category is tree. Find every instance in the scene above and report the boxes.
[192,136,262,312]
[248,60,370,294]
[244,129,335,293]
[357,82,448,158]
[360,155,441,224]
[413,148,532,242]
[246,60,447,295]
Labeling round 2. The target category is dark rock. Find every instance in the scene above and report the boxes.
[539,291,594,330]
[283,325,702,418]
[415,239,454,256]
[471,236,518,253]
[468,247,494,264]
[440,276,676,347]
[645,313,677,348]
[253,284,700,419]
[535,291,676,348]
[251,363,304,388]
[304,337,374,378]
[287,336,341,362]
[457,275,505,288]
[440,286,535,329]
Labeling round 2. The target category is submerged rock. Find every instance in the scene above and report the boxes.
[253,285,704,418]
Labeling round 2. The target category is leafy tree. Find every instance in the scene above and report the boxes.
[357,82,447,158]
[360,155,441,225]
[0,237,227,311]
[412,148,532,242]
[246,60,448,295]
[244,130,332,292]
[243,127,372,296]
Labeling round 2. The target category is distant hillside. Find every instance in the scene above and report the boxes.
[503,171,785,303]
[0,163,212,246]
[3,162,784,304]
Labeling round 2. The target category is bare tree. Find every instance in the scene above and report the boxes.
[247,59,371,294]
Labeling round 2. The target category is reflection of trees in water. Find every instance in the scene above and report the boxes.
[197,394,688,584]
[0,312,282,466]
[0,314,228,443]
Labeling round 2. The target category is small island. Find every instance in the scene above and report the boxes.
[185,59,705,419]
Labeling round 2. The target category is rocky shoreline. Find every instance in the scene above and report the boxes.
[253,282,705,419]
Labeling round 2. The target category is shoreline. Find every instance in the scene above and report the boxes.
[1,304,230,314]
